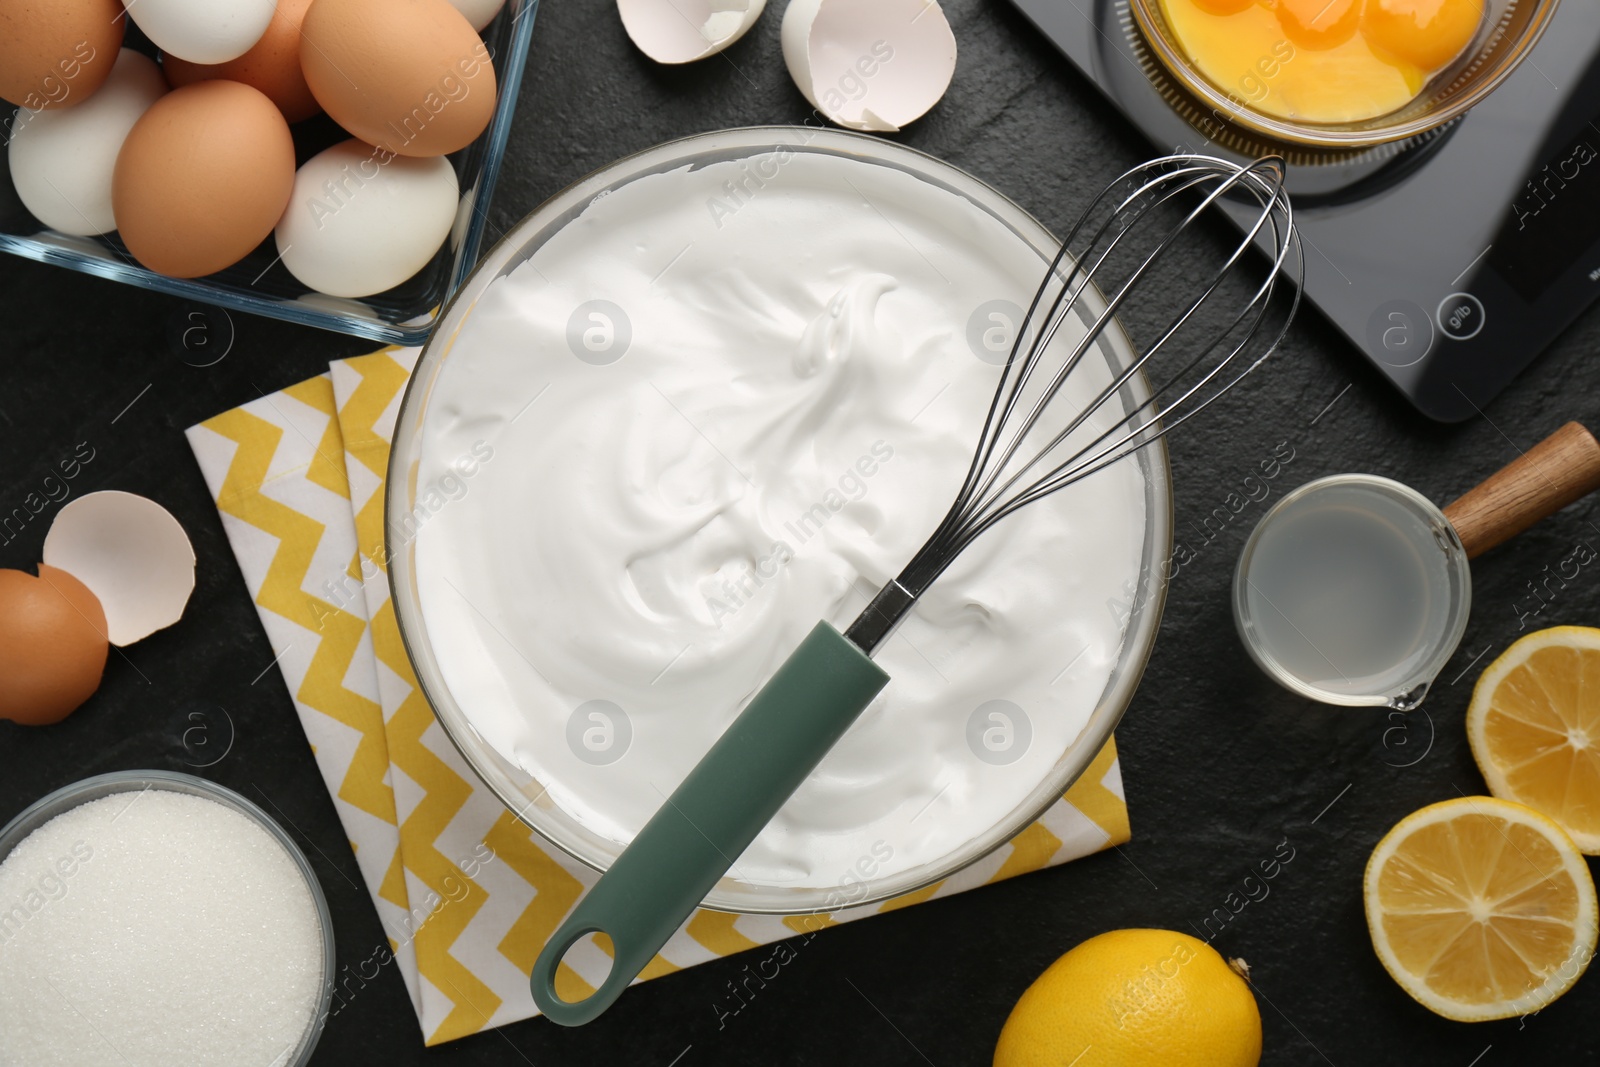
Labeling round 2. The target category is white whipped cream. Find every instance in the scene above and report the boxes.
[414,150,1146,889]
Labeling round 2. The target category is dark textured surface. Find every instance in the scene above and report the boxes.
[4,1,1600,1063]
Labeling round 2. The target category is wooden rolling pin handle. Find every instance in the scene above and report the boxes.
[1442,422,1600,560]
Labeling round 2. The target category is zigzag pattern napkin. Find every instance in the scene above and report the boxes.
[185,348,1133,1045]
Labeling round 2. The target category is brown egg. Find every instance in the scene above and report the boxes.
[300,0,497,158]
[112,80,296,278]
[162,0,321,123]
[0,565,109,725]
[0,0,126,110]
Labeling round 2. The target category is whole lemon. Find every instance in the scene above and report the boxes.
[994,929,1261,1067]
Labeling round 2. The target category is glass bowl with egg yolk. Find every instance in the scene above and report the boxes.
[1130,0,1561,147]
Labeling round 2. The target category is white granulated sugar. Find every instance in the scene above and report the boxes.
[0,789,326,1066]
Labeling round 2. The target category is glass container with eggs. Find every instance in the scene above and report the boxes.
[0,0,537,344]
[1130,0,1562,147]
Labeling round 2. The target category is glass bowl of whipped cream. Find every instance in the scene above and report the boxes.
[386,127,1174,914]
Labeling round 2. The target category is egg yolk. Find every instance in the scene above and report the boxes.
[1276,0,1361,50]
[1157,0,1484,125]
[1363,0,1484,70]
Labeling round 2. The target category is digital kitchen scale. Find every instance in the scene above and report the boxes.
[1009,0,1600,421]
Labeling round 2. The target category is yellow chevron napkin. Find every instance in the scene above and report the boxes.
[187,350,1133,1046]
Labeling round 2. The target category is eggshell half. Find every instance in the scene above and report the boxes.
[781,0,956,132]
[162,0,320,123]
[120,0,276,65]
[42,491,196,647]
[619,0,767,64]
[300,0,498,158]
[8,48,167,236]
[0,0,125,110]
[276,139,460,297]
[0,565,109,725]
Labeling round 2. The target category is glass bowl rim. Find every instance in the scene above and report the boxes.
[0,769,337,1066]
[386,124,1175,914]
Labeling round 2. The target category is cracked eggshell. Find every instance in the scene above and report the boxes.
[42,491,196,647]
[781,0,956,131]
[619,0,767,64]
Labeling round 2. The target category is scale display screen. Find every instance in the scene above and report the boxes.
[1488,110,1600,303]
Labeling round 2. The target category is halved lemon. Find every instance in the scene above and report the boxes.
[1467,626,1600,853]
[1364,796,1597,1021]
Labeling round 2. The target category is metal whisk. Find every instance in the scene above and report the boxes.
[848,152,1300,653]
[532,153,1301,1025]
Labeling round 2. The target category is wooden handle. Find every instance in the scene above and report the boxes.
[1442,422,1600,559]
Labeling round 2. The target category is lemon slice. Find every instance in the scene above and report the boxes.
[1468,626,1600,853]
[1364,796,1597,1021]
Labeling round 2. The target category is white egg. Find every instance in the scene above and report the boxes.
[8,49,167,237]
[121,0,276,64]
[276,140,461,298]
[450,0,509,31]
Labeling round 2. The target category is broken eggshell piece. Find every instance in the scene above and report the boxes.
[781,0,956,131]
[618,0,767,64]
[42,491,196,647]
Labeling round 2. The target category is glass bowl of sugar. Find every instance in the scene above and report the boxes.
[0,770,335,1067]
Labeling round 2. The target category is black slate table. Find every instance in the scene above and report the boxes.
[4,1,1600,1063]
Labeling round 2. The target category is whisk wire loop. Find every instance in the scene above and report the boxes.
[964,160,1276,531]
[845,154,1301,654]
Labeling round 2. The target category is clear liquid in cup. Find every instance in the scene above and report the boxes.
[1235,476,1471,706]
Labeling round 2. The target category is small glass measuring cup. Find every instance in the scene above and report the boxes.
[1235,423,1600,710]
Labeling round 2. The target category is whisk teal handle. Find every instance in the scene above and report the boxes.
[530,621,890,1026]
